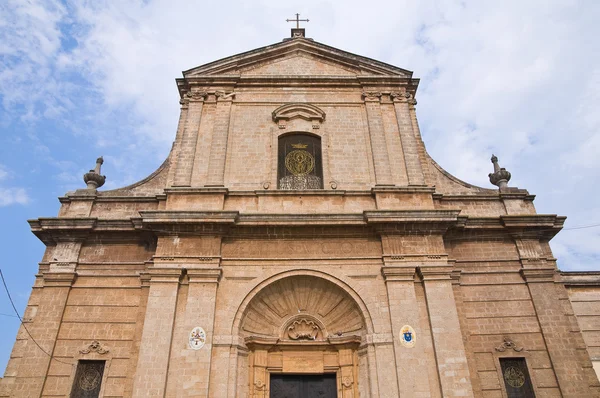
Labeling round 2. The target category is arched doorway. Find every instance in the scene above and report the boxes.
[239,275,366,398]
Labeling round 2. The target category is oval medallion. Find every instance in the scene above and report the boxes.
[400,325,416,348]
[189,326,206,350]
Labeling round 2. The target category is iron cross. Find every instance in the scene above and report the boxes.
[286,13,309,29]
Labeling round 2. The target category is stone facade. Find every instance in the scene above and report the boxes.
[1,32,599,397]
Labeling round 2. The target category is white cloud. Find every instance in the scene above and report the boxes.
[0,187,30,207]
[0,0,599,270]
[0,164,30,206]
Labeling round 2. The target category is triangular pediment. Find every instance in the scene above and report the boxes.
[239,53,358,76]
[183,38,412,78]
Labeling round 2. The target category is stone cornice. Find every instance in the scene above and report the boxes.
[29,217,97,245]
[520,268,556,283]
[417,265,455,281]
[236,213,365,226]
[187,268,222,283]
[433,191,535,201]
[560,271,600,286]
[501,214,565,240]
[381,266,416,282]
[364,210,461,234]
[42,272,77,287]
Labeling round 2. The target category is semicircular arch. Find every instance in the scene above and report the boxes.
[231,269,374,339]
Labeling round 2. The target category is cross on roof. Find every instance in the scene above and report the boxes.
[286,13,309,29]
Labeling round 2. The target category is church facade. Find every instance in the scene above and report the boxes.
[1,29,599,398]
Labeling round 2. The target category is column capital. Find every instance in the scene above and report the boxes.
[381,266,415,282]
[42,272,77,287]
[417,265,454,281]
[147,268,183,283]
[361,91,382,102]
[520,268,555,283]
[187,267,222,283]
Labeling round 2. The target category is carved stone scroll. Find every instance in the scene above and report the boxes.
[79,340,109,355]
[495,337,523,352]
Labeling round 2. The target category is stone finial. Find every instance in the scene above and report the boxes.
[83,156,106,190]
[488,154,511,189]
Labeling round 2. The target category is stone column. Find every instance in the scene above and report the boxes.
[206,91,234,186]
[132,268,182,398]
[419,265,474,398]
[11,272,76,398]
[173,268,221,397]
[173,90,207,187]
[516,237,596,397]
[363,91,393,186]
[382,266,432,397]
[391,92,424,186]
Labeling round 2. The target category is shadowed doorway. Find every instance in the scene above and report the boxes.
[270,374,337,398]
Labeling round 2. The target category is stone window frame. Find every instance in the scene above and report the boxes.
[66,341,113,398]
[492,344,540,398]
[269,103,334,190]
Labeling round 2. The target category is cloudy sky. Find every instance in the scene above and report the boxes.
[0,0,599,375]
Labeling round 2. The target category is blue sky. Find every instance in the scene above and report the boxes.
[1,0,599,376]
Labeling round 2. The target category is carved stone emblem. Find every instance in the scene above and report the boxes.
[79,340,109,355]
[342,376,353,389]
[287,318,320,340]
[504,366,526,388]
[400,325,416,348]
[189,326,207,350]
[495,337,523,352]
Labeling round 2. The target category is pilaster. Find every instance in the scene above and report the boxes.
[12,272,76,398]
[419,265,474,398]
[517,238,596,397]
[381,265,432,397]
[173,90,207,187]
[391,92,425,186]
[363,91,393,186]
[132,268,182,398]
[174,268,222,397]
[206,91,235,186]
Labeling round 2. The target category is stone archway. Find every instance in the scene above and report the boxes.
[239,275,366,398]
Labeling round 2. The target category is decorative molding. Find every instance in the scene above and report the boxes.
[495,337,523,352]
[390,91,410,102]
[79,340,109,355]
[287,318,320,340]
[215,91,236,100]
[254,379,265,390]
[272,103,326,124]
[361,91,382,101]
[342,376,353,389]
[186,90,208,101]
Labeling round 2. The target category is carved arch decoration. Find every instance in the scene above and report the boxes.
[233,272,370,398]
[232,270,373,336]
[240,275,364,339]
[272,103,326,129]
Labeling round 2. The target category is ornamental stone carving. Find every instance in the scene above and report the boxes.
[185,90,208,102]
[361,91,382,101]
[391,91,417,105]
[215,91,236,100]
[79,340,109,355]
[287,318,320,340]
[489,154,511,189]
[83,157,106,190]
[495,337,523,352]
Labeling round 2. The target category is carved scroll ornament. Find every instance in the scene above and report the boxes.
[495,337,523,352]
[79,340,109,355]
